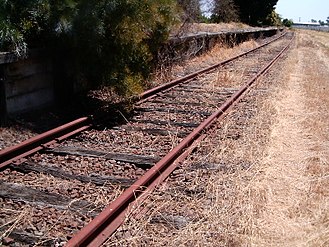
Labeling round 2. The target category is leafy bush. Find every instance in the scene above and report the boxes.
[73,0,178,95]
[282,18,293,28]
[264,10,282,26]
[0,0,51,56]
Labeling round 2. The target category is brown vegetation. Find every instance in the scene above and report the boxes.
[250,30,329,246]
[108,30,329,246]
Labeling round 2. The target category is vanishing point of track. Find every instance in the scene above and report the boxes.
[0,31,294,246]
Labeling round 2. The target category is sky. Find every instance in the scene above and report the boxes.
[276,0,329,23]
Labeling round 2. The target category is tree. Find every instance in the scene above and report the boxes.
[0,0,81,55]
[177,0,202,22]
[327,16,329,25]
[0,0,51,56]
[60,0,179,95]
[264,10,281,26]
[311,19,317,23]
[282,18,293,27]
[233,0,278,25]
[212,0,239,23]
[319,20,325,26]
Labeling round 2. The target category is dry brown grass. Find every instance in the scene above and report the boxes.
[106,85,272,246]
[106,44,273,246]
[152,39,258,87]
[249,30,329,246]
[105,30,329,246]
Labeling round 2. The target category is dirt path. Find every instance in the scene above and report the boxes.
[251,30,329,246]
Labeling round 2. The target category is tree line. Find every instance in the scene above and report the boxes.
[178,0,281,26]
[318,17,329,26]
[211,0,280,26]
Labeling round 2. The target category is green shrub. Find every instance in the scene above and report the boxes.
[282,18,293,27]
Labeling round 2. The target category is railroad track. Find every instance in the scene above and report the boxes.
[0,31,294,246]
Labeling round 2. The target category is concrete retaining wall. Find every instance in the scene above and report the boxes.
[158,27,282,65]
[0,50,54,118]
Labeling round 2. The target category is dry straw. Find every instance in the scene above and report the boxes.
[107,30,329,246]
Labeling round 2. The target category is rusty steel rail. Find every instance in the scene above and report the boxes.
[0,31,286,170]
[0,117,92,169]
[66,33,295,247]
